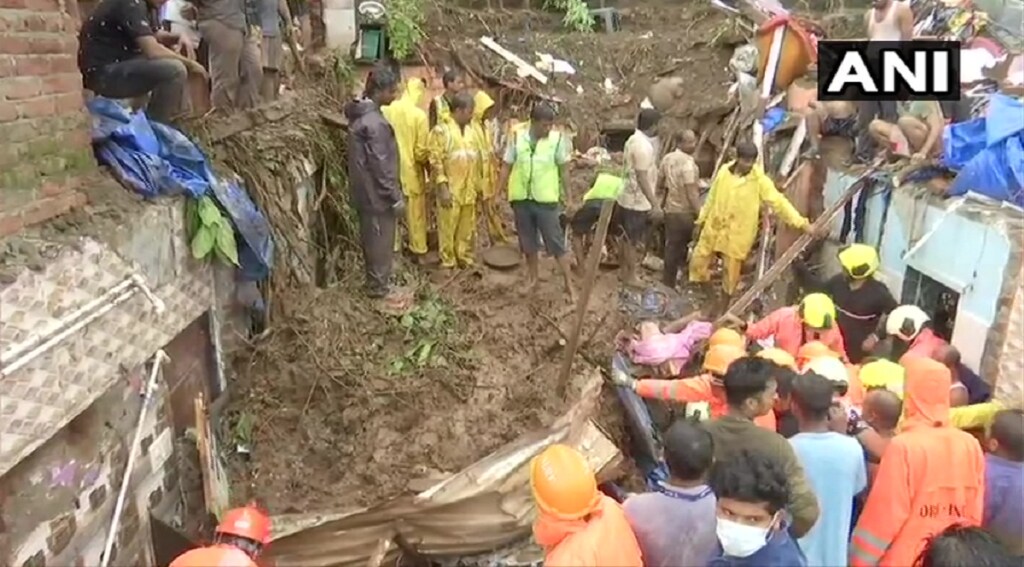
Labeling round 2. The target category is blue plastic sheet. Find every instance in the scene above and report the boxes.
[761,107,787,134]
[88,97,274,279]
[943,94,1024,207]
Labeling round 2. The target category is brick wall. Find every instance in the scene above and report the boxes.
[0,0,93,237]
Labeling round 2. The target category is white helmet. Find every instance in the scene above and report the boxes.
[804,356,849,385]
[886,305,931,341]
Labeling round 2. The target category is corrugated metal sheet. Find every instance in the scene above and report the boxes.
[994,261,1024,407]
[0,202,214,476]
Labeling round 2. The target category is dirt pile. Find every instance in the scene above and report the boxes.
[422,1,744,146]
[225,263,627,512]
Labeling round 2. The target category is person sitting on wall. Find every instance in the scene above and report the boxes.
[867,100,946,163]
[805,99,859,158]
[79,0,207,123]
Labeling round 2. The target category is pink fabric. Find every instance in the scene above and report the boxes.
[629,321,713,368]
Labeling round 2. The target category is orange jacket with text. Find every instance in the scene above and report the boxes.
[635,374,777,431]
[534,494,644,567]
[849,356,985,567]
[746,306,849,362]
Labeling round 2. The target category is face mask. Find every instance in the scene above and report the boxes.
[716,516,773,558]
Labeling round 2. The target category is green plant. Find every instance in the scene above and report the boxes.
[389,295,455,374]
[544,0,593,32]
[386,0,424,60]
[187,195,240,267]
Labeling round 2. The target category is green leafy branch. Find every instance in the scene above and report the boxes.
[187,195,240,267]
[543,0,593,32]
[389,295,455,374]
[386,0,424,60]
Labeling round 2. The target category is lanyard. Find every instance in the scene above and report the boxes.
[653,483,713,502]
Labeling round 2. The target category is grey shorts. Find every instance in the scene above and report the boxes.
[261,34,283,70]
[512,200,566,257]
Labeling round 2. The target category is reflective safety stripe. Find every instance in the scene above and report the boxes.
[850,528,888,566]
[849,544,882,567]
[837,305,880,321]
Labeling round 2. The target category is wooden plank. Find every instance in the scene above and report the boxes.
[715,161,883,325]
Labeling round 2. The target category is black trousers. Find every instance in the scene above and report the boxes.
[662,212,695,288]
[357,208,396,297]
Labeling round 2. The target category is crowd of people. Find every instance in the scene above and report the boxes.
[77,0,308,123]
[529,254,1023,566]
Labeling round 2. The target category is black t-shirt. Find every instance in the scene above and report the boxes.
[78,0,154,85]
[823,274,898,364]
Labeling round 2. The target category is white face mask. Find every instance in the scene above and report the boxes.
[716,516,773,558]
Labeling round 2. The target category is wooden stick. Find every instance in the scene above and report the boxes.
[715,161,883,325]
[712,107,741,177]
[557,199,615,398]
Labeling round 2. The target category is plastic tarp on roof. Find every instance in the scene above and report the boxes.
[263,375,622,567]
[87,98,274,280]
[942,94,1024,207]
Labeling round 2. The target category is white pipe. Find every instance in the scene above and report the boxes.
[100,350,169,567]
[761,26,786,99]
[779,117,807,177]
[1,277,137,366]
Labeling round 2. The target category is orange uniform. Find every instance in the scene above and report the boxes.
[850,356,985,567]
[534,495,644,566]
[635,374,777,431]
[170,545,258,567]
[747,306,849,362]
[906,327,947,358]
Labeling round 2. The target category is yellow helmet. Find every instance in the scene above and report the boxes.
[860,359,905,398]
[757,347,797,370]
[838,244,880,279]
[799,293,837,330]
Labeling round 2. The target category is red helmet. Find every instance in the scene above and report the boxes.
[216,505,272,545]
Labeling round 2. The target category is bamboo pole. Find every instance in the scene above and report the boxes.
[557,199,616,398]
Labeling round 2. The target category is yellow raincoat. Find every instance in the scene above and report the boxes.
[382,79,430,255]
[471,90,508,244]
[689,162,809,294]
[428,119,482,268]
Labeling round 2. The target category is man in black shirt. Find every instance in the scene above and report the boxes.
[800,244,897,364]
[79,0,207,122]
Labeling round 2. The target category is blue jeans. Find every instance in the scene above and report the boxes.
[511,200,566,257]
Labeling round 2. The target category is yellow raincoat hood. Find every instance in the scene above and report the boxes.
[400,77,426,108]
[473,90,495,121]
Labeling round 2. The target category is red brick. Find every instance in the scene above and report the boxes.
[21,13,67,32]
[0,101,17,122]
[0,55,14,77]
[0,77,42,100]
[49,54,77,73]
[20,190,85,226]
[14,54,50,74]
[53,91,82,113]
[0,212,24,237]
[0,0,28,8]
[0,35,33,55]
[17,96,55,119]
[41,73,80,95]
[28,36,64,54]
[25,0,59,11]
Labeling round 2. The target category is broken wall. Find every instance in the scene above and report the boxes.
[0,0,95,236]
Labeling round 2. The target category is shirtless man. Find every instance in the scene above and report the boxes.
[806,100,859,157]
[855,0,915,159]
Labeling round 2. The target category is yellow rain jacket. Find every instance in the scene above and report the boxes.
[382,79,431,255]
[697,162,809,260]
[472,90,497,196]
[428,119,482,267]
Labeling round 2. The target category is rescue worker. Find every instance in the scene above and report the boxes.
[170,505,271,567]
[471,89,508,245]
[747,293,850,361]
[858,358,905,398]
[796,340,839,370]
[618,344,776,430]
[850,356,985,567]
[758,348,800,438]
[428,69,464,127]
[428,91,480,269]
[530,444,644,566]
[496,103,575,300]
[570,170,626,270]
[803,244,898,363]
[883,304,946,359]
[710,327,747,350]
[688,142,815,296]
[704,357,821,537]
[382,77,431,262]
[757,347,797,370]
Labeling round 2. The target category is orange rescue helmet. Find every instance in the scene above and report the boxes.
[796,341,837,366]
[170,545,258,567]
[709,327,746,349]
[756,347,797,370]
[216,505,272,545]
[703,344,746,375]
[530,444,600,520]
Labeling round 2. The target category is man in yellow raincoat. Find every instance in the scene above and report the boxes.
[429,69,465,128]
[382,77,431,261]
[428,91,481,269]
[471,89,508,245]
[689,141,815,295]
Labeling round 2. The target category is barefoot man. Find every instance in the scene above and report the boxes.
[496,103,576,300]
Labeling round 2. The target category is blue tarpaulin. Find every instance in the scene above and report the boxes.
[942,94,1024,207]
[88,98,274,280]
